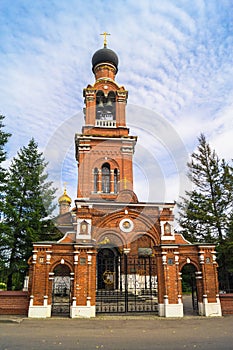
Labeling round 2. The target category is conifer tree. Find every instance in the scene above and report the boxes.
[178,134,233,289]
[0,115,11,282]
[218,211,233,289]
[1,138,57,290]
[0,115,11,218]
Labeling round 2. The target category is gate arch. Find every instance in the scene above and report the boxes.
[96,246,158,314]
[97,248,119,290]
[181,263,198,314]
[52,263,72,316]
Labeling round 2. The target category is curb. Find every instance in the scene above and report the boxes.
[0,317,24,324]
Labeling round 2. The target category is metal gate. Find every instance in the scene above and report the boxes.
[191,275,198,312]
[181,264,198,314]
[52,264,71,316]
[96,250,158,313]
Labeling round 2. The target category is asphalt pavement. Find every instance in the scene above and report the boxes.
[0,315,233,350]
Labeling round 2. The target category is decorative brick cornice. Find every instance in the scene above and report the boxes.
[83,88,96,101]
[116,90,128,102]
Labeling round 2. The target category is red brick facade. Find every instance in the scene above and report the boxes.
[28,44,222,318]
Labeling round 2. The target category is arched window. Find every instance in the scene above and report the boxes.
[114,168,118,193]
[102,163,110,193]
[94,167,98,193]
[96,90,116,121]
[105,91,116,120]
[96,91,105,120]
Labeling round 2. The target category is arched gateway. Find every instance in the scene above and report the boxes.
[28,40,222,318]
[51,264,72,316]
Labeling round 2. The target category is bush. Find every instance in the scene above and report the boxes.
[0,282,7,290]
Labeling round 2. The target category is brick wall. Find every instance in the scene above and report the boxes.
[0,291,29,315]
[220,294,233,315]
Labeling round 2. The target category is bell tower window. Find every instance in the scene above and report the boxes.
[96,91,116,127]
[96,91,105,120]
[105,91,115,120]
[102,163,110,193]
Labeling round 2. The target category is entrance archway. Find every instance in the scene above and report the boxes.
[96,247,158,314]
[181,264,198,315]
[51,264,71,316]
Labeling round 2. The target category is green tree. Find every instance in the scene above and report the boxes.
[219,212,233,289]
[0,115,11,282]
[178,134,233,289]
[0,115,11,218]
[1,138,57,290]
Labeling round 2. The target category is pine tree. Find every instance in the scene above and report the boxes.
[178,134,233,289]
[0,115,11,283]
[1,138,57,290]
[218,210,233,290]
[0,115,11,218]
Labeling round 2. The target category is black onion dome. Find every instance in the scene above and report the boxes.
[92,47,119,73]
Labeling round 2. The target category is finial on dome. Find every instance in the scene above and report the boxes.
[58,185,72,215]
[58,184,72,205]
[100,31,111,48]
[63,181,68,195]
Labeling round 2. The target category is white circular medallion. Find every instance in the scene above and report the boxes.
[119,218,134,233]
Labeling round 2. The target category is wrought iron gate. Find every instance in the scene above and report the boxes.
[182,264,198,314]
[191,275,198,312]
[52,264,71,316]
[96,251,158,313]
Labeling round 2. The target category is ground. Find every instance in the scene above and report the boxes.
[0,315,232,350]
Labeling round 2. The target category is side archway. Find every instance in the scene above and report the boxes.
[181,263,198,315]
[51,263,72,316]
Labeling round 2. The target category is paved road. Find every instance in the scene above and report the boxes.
[0,316,233,350]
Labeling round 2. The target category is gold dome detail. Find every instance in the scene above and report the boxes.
[58,188,72,204]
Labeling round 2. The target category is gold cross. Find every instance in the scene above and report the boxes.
[100,32,110,47]
[63,182,68,193]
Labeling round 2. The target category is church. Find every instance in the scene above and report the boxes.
[27,36,222,318]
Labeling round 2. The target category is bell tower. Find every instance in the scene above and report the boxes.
[75,35,137,200]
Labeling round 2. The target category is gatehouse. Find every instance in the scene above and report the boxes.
[28,38,222,318]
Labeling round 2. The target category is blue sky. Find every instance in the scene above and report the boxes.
[0,0,232,212]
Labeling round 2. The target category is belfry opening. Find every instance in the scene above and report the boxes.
[28,37,222,318]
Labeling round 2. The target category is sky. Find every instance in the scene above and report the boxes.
[0,0,232,215]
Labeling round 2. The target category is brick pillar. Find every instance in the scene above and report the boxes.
[72,250,79,309]
[158,247,183,317]
[156,250,166,316]
[198,246,222,316]
[110,169,114,193]
[70,248,96,318]
[28,244,53,318]
[174,252,183,306]
[98,169,102,193]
